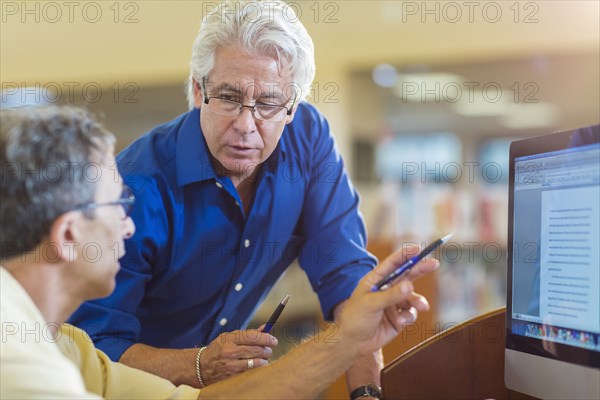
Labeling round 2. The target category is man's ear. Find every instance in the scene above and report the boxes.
[284,103,299,125]
[193,78,204,109]
[47,212,81,263]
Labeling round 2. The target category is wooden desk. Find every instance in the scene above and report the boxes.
[381,307,537,400]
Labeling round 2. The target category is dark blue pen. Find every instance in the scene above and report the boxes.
[262,294,290,333]
[371,233,452,292]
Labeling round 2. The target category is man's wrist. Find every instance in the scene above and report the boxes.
[195,346,207,388]
[350,384,382,400]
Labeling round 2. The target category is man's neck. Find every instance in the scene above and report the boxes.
[2,260,79,338]
[218,159,260,215]
[232,173,258,216]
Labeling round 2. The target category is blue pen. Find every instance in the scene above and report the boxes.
[262,294,290,333]
[371,233,453,291]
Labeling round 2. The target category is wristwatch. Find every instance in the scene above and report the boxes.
[350,383,382,399]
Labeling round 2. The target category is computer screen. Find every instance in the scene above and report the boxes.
[506,125,600,399]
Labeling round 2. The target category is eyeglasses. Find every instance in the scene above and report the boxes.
[201,77,296,122]
[74,186,135,220]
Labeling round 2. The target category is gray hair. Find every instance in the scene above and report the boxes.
[0,106,115,261]
[186,0,316,109]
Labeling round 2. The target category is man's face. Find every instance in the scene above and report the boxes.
[194,45,296,179]
[74,150,135,299]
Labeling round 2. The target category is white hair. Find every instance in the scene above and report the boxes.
[186,0,316,109]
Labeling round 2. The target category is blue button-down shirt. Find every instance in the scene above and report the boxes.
[69,102,377,361]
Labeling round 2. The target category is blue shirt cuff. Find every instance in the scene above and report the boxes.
[318,264,373,321]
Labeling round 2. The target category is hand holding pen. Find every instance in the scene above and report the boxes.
[335,243,440,358]
[372,233,451,291]
[194,298,290,384]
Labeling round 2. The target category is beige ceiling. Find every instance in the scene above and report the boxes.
[1,1,599,85]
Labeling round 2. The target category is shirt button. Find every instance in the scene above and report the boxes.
[234,283,243,291]
[215,181,223,188]
[244,239,250,248]
[219,318,227,326]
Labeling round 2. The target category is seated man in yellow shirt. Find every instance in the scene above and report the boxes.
[0,106,437,399]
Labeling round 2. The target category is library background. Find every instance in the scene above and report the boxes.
[2,1,599,398]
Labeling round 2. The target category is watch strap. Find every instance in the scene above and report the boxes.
[350,384,382,400]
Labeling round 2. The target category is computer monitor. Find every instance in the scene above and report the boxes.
[506,125,600,399]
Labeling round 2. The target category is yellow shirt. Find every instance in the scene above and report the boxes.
[1,268,199,399]
[56,324,199,399]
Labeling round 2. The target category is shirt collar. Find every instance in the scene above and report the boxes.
[176,108,216,187]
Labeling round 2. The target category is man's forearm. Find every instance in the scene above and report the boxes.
[120,343,199,387]
[199,324,358,399]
